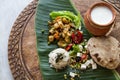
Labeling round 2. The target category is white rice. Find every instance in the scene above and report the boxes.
[48,48,70,69]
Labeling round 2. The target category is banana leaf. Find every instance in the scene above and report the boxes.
[35,0,120,80]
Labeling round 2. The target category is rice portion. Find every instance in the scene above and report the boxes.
[48,48,69,69]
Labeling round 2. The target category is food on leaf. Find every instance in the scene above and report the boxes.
[48,11,98,80]
[48,16,76,47]
[48,11,82,48]
[65,43,73,51]
[50,11,81,28]
[48,48,70,70]
[68,40,97,70]
[71,30,83,44]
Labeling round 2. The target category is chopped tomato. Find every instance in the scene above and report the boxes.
[81,54,87,60]
[71,30,83,44]
[65,44,73,51]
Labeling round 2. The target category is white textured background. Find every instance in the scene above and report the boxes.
[0,0,32,80]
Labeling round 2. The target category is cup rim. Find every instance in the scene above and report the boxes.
[88,2,116,27]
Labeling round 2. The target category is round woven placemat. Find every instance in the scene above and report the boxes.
[8,0,42,80]
[8,0,120,80]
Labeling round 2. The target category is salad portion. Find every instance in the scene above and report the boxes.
[48,11,97,80]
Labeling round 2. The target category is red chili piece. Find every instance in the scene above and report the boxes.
[65,44,73,51]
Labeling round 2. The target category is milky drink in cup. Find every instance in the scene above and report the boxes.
[84,2,116,36]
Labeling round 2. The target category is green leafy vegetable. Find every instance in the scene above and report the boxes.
[50,11,81,29]
[70,44,80,55]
